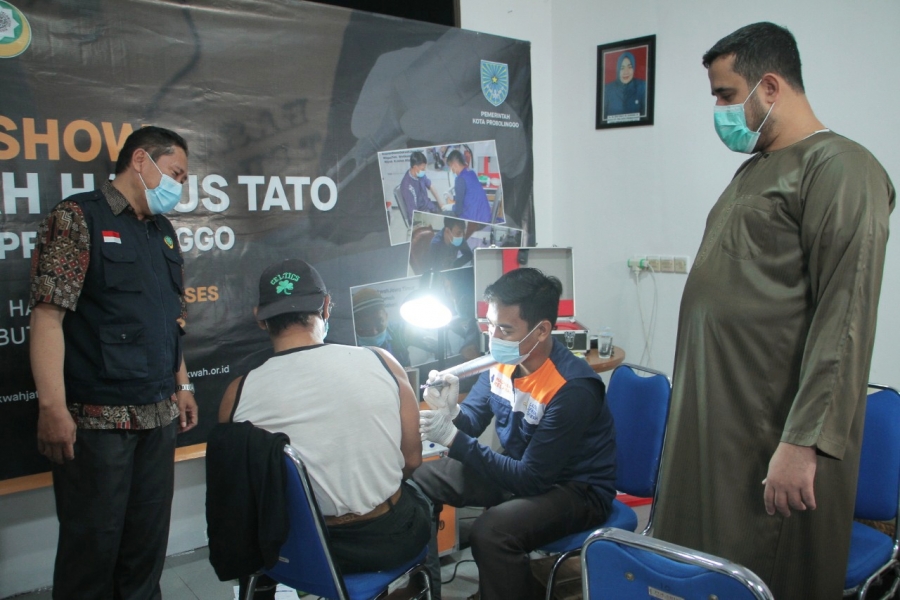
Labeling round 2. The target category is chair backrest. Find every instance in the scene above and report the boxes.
[490,186,503,224]
[264,446,348,599]
[582,527,774,600]
[606,363,671,498]
[393,184,411,228]
[855,384,900,523]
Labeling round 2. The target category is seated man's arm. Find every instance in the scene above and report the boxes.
[429,183,444,209]
[218,376,245,423]
[449,379,604,496]
[373,348,422,479]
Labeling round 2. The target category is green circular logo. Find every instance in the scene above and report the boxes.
[0,1,31,59]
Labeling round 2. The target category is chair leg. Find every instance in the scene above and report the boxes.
[420,567,433,600]
[544,550,579,600]
[243,574,259,600]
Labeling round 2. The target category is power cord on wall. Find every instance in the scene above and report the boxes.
[630,262,658,368]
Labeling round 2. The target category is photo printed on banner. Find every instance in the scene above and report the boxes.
[407,210,523,277]
[378,140,505,246]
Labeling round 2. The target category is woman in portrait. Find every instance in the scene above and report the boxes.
[604,51,646,117]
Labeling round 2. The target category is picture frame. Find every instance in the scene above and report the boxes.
[596,34,656,129]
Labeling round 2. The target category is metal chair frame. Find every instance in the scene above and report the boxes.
[393,184,412,229]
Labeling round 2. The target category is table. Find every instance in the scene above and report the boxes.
[584,346,626,373]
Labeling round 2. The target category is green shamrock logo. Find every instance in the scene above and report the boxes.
[276,281,294,295]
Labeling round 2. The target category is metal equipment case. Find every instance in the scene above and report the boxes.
[473,247,590,353]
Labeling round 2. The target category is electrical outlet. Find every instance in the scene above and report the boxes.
[659,256,674,273]
[627,256,649,270]
[647,255,660,272]
[674,256,689,274]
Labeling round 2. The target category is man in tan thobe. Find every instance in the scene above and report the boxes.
[653,22,894,600]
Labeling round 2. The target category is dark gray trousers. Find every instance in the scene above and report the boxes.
[413,457,609,600]
[51,423,177,600]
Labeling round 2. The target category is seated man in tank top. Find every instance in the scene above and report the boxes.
[218,259,431,590]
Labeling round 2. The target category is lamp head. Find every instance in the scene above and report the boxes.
[400,271,453,329]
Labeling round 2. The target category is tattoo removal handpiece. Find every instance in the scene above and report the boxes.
[419,354,498,391]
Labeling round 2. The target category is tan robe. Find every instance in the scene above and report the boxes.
[653,131,894,600]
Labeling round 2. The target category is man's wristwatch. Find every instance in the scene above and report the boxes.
[176,383,195,394]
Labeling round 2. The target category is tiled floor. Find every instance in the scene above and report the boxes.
[8,505,649,600]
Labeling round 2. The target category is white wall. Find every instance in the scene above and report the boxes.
[467,0,900,380]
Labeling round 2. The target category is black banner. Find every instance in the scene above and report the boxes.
[0,0,533,480]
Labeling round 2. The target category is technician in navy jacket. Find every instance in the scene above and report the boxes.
[446,149,492,224]
[414,268,616,600]
[29,126,198,600]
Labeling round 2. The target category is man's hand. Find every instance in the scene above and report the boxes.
[423,370,460,418]
[763,442,817,517]
[420,409,458,447]
[174,391,199,433]
[37,404,76,464]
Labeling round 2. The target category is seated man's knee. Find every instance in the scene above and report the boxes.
[470,509,518,554]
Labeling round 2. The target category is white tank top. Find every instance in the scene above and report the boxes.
[233,344,404,516]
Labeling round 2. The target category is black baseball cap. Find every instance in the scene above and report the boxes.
[256,259,327,321]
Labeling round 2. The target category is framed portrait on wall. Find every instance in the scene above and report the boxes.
[596,34,656,129]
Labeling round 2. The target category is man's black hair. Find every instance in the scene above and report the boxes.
[409,151,427,168]
[443,216,465,231]
[484,268,562,328]
[114,126,188,174]
[446,150,465,166]
[702,22,805,93]
[264,304,329,337]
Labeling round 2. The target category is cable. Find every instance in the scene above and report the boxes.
[633,266,658,367]
[442,559,476,585]
[647,267,658,366]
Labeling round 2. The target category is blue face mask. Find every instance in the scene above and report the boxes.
[416,169,426,179]
[713,80,774,154]
[451,236,464,247]
[358,328,388,347]
[140,153,184,214]
[490,322,542,365]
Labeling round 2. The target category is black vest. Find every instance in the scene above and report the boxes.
[62,190,185,405]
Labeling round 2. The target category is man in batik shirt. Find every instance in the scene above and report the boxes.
[29,126,198,599]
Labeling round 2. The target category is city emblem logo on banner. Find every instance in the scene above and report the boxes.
[480,60,509,107]
[0,1,31,58]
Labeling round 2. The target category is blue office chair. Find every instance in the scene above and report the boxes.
[844,384,900,599]
[538,363,672,599]
[244,445,432,600]
[581,527,774,600]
